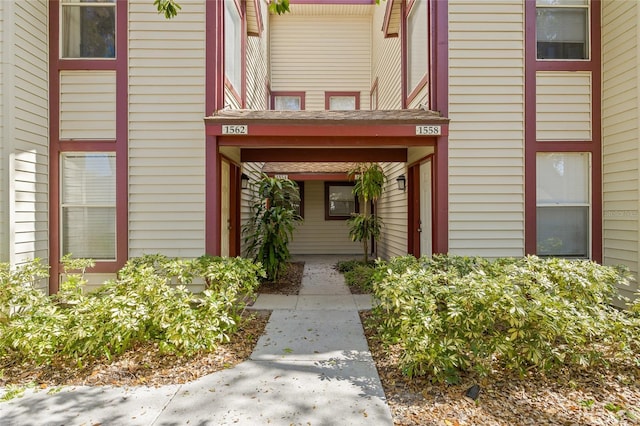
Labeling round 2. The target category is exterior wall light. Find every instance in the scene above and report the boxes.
[241,173,250,190]
[396,174,406,191]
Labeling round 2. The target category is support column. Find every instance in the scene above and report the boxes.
[205,0,225,256]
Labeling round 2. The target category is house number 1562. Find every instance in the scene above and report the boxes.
[222,125,248,135]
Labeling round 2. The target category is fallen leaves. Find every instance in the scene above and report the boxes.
[360,311,640,426]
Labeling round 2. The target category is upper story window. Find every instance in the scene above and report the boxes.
[61,0,116,59]
[271,92,305,110]
[536,0,589,60]
[325,92,360,110]
[225,0,242,93]
[406,0,428,95]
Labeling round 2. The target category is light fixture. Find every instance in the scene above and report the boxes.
[396,174,406,191]
[241,173,250,190]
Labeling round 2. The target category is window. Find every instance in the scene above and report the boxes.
[325,183,358,220]
[271,92,305,110]
[406,0,428,95]
[224,0,242,92]
[61,153,116,260]
[61,0,116,59]
[536,0,589,60]
[275,182,304,219]
[325,92,360,111]
[536,152,590,258]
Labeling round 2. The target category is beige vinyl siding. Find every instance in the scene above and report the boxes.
[371,3,401,109]
[239,161,264,255]
[536,71,592,141]
[377,162,408,259]
[448,0,525,258]
[128,0,206,258]
[270,15,371,110]
[0,0,6,262]
[288,181,360,255]
[11,0,49,276]
[245,3,268,110]
[408,84,429,109]
[602,0,639,302]
[59,71,116,140]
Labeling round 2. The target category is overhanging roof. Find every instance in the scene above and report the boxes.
[205,108,448,162]
[205,108,448,127]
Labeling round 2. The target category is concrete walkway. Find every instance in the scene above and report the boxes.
[0,255,393,426]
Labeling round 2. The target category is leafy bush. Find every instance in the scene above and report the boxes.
[0,255,264,365]
[242,174,302,281]
[335,259,375,273]
[342,264,377,293]
[371,254,639,383]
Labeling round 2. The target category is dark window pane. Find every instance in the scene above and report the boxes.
[62,4,116,58]
[536,7,588,60]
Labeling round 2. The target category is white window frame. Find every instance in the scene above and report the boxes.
[536,152,591,258]
[60,0,117,59]
[225,0,243,94]
[536,0,590,61]
[60,152,117,261]
[406,0,428,96]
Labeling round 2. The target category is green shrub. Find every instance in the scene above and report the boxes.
[344,264,377,293]
[0,255,264,365]
[371,254,639,383]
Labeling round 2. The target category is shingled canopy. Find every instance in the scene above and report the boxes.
[204,108,449,163]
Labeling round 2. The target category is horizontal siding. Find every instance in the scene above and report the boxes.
[602,0,639,303]
[448,0,525,258]
[288,181,361,255]
[371,2,402,109]
[128,0,206,258]
[536,71,592,141]
[377,162,408,259]
[270,15,371,110]
[12,0,49,277]
[0,0,6,262]
[60,71,116,140]
[245,3,268,110]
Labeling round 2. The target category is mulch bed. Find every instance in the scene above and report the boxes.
[257,261,305,295]
[360,311,640,426]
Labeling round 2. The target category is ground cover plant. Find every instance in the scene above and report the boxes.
[369,254,640,384]
[0,254,264,368]
[336,259,376,294]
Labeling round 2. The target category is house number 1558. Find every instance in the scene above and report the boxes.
[416,125,442,136]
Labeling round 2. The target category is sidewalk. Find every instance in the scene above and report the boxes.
[0,255,393,426]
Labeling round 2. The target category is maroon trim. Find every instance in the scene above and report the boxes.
[405,0,430,106]
[400,0,408,108]
[206,0,225,256]
[225,77,242,107]
[209,124,447,138]
[270,91,306,110]
[290,0,374,4]
[324,91,361,110]
[525,0,602,262]
[48,0,128,292]
[432,0,448,254]
[253,0,264,36]
[382,0,397,37]
[266,173,350,182]
[241,0,247,107]
[370,77,379,110]
[241,147,408,162]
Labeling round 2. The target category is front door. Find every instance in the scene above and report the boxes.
[221,160,230,257]
[419,160,433,257]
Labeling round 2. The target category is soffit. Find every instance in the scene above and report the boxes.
[281,3,374,16]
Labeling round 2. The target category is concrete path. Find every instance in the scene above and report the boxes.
[0,255,392,426]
